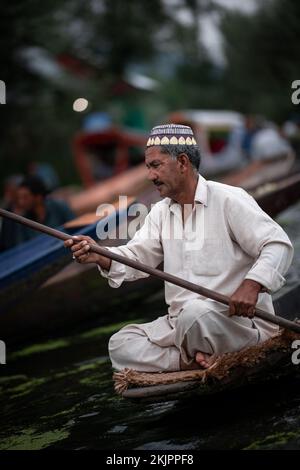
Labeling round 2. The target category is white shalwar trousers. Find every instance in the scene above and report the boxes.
[108,299,278,372]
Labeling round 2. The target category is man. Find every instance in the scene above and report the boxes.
[0,175,74,251]
[64,124,293,372]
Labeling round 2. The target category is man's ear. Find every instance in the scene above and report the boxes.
[177,153,189,171]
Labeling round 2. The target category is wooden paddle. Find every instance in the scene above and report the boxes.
[1,207,300,334]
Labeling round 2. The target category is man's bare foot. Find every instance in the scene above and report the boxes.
[195,351,216,369]
[180,357,202,371]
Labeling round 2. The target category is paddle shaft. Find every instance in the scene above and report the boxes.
[1,207,300,334]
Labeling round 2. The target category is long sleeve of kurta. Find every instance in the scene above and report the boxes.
[98,203,164,288]
[226,188,294,293]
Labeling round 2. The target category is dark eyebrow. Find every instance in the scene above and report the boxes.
[145,160,162,168]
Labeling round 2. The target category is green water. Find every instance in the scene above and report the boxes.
[1,203,300,450]
[1,322,300,451]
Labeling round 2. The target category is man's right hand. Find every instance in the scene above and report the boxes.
[64,235,111,270]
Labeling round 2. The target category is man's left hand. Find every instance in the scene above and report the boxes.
[229,279,262,318]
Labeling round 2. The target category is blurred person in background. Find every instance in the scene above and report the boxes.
[27,161,60,193]
[1,174,24,211]
[0,175,74,252]
[240,115,262,161]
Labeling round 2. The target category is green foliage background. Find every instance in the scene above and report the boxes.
[1,0,299,189]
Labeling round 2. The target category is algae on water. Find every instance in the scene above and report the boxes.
[0,427,70,450]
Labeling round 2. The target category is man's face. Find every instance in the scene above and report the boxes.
[145,147,182,199]
[16,187,36,212]
[4,183,18,206]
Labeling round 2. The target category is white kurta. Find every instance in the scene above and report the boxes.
[99,175,294,371]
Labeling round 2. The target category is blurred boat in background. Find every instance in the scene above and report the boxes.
[72,126,147,188]
[51,126,149,215]
[167,109,295,180]
[55,112,296,215]
[167,109,246,176]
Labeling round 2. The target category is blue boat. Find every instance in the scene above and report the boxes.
[0,208,129,314]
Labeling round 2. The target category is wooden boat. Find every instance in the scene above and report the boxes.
[69,163,149,215]
[249,172,300,217]
[114,283,300,403]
